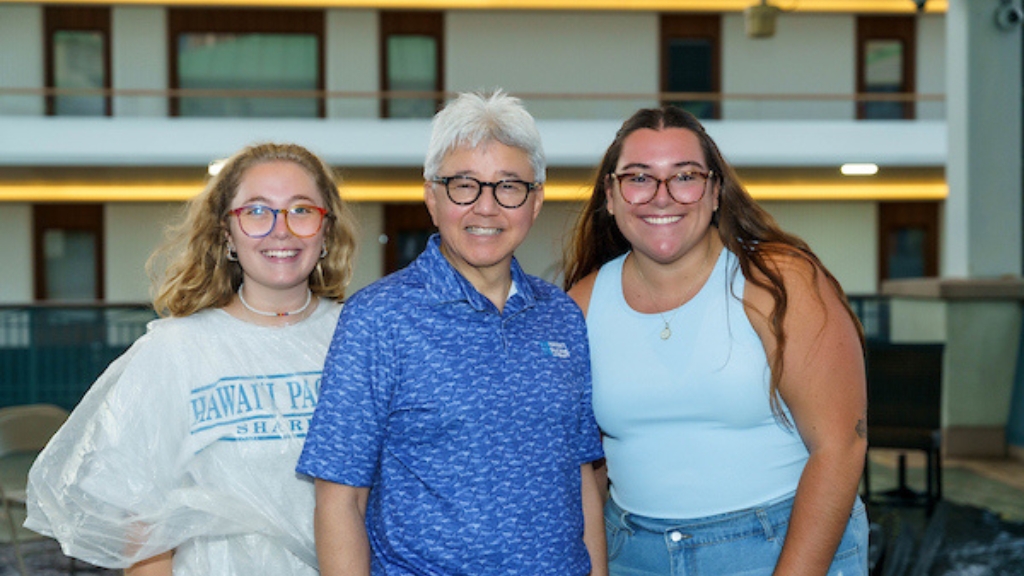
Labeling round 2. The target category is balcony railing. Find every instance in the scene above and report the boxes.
[848,294,891,342]
[0,304,156,410]
[0,87,945,121]
[0,297,888,411]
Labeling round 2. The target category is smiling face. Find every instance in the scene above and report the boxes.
[226,160,327,304]
[424,141,544,289]
[607,127,719,266]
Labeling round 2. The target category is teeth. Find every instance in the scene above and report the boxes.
[643,216,682,225]
[466,227,500,236]
[262,249,298,258]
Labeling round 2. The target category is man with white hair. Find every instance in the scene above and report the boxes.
[298,90,606,576]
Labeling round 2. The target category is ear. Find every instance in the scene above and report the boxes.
[604,179,615,216]
[423,181,440,227]
[530,184,544,222]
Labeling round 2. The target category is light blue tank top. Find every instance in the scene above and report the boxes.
[588,249,809,519]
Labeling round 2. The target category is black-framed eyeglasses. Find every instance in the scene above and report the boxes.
[431,175,540,209]
[229,204,329,238]
[608,169,714,205]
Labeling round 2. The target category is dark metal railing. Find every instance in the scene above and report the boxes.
[0,297,888,410]
[0,304,157,410]
[849,294,891,342]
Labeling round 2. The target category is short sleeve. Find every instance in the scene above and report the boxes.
[569,304,604,466]
[297,293,394,486]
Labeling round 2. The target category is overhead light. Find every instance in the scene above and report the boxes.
[841,163,879,176]
[208,159,227,176]
[745,0,779,39]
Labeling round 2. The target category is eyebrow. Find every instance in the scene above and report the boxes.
[449,170,532,181]
[618,160,706,172]
[238,195,320,205]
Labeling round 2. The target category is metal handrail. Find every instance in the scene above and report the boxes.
[0,86,946,103]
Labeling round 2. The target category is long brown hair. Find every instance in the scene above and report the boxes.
[148,143,359,317]
[563,106,863,421]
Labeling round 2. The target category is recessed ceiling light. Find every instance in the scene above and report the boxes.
[841,163,879,176]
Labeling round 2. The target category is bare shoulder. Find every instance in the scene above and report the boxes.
[567,272,599,317]
[744,247,827,303]
[742,247,843,339]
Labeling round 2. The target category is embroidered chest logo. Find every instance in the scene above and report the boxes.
[541,341,571,359]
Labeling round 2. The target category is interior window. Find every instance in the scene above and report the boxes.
[857,16,916,120]
[45,7,110,116]
[383,204,436,273]
[169,9,325,118]
[381,11,443,119]
[878,201,938,286]
[177,33,319,117]
[34,204,104,301]
[661,14,720,120]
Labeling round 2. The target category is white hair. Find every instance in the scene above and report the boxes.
[423,90,546,183]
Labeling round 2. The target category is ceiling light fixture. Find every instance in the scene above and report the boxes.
[745,0,780,38]
[841,163,880,176]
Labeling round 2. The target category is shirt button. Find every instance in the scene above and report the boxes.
[670,531,684,542]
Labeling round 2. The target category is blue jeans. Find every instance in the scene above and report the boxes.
[605,495,868,576]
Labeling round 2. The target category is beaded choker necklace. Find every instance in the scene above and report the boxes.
[237,283,312,318]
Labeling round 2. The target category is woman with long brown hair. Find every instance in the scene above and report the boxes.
[564,106,868,575]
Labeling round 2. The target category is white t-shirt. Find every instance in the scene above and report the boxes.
[25,300,342,575]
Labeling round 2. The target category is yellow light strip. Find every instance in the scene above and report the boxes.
[0,184,203,203]
[0,0,948,12]
[0,181,949,203]
[747,182,948,201]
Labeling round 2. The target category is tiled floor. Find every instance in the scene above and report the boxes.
[3,449,1024,575]
[865,449,1024,575]
[866,448,1024,522]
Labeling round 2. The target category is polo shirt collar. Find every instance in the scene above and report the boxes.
[417,234,538,314]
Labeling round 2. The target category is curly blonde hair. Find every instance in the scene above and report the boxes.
[148,143,359,317]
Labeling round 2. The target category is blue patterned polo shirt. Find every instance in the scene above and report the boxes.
[297,234,603,576]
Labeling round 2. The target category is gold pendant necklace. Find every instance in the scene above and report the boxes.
[632,244,714,341]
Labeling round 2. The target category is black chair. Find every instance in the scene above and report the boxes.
[862,342,944,515]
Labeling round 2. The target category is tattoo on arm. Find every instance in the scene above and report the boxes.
[855,417,867,440]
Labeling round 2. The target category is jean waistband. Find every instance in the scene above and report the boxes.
[607,492,797,536]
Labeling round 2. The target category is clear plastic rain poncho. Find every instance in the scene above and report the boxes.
[25,301,343,576]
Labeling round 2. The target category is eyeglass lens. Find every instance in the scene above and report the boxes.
[442,176,532,209]
[234,205,326,238]
[615,171,710,205]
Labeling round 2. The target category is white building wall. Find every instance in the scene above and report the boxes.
[445,10,658,120]
[112,7,167,117]
[105,202,182,302]
[723,14,856,120]
[348,201,384,294]
[0,5,44,116]
[0,6,947,303]
[917,14,946,121]
[762,201,878,294]
[326,9,379,119]
[516,200,582,284]
[0,204,34,303]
